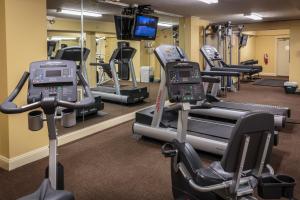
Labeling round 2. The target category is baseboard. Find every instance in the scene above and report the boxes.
[0,155,9,170]
[260,73,277,76]
[58,111,137,146]
[3,104,158,171]
[9,146,49,171]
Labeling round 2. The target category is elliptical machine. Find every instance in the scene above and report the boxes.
[0,60,95,200]
[161,61,295,199]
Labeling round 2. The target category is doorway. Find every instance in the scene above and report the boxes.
[277,38,290,76]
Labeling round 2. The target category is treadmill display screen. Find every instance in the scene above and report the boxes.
[179,71,190,78]
[46,70,61,77]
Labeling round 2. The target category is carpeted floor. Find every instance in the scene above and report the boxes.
[253,78,288,87]
[0,82,300,200]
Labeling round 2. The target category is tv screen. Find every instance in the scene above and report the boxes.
[114,16,134,40]
[132,14,158,40]
[240,34,248,47]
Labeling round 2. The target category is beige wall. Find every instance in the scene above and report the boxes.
[152,29,174,79]
[289,24,300,83]
[244,20,300,84]
[179,17,209,69]
[0,0,9,158]
[240,34,256,62]
[48,18,115,34]
[0,0,48,159]
[240,29,290,75]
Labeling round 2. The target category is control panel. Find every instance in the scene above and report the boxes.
[201,45,222,61]
[28,60,77,103]
[154,45,188,68]
[165,62,205,103]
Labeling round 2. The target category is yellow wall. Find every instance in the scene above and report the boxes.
[289,24,300,83]
[0,0,9,158]
[240,29,290,75]
[153,29,174,79]
[48,18,115,34]
[1,0,48,158]
[240,33,256,62]
[244,20,300,84]
[179,17,209,68]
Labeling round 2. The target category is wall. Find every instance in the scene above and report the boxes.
[243,20,300,85]
[2,0,48,158]
[255,30,289,75]
[179,17,209,69]
[48,18,115,33]
[240,33,256,62]
[289,24,300,83]
[0,0,9,158]
[152,28,174,79]
[240,29,290,75]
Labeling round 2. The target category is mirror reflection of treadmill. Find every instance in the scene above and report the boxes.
[90,42,149,104]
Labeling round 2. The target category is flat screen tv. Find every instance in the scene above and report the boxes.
[240,34,248,47]
[132,14,158,40]
[114,15,134,40]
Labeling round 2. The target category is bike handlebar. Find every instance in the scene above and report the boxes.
[0,71,95,114]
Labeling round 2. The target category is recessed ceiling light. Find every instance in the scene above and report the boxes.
[58,9,102,17]
[197,0,218,4]
[244,13,263,21]
[51,36,77,41]
[158,22,173,27]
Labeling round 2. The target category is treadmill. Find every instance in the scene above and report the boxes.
[55,46,104,117]
[133,45,289,155]
[91,42,149,104]
[201,45,262,78]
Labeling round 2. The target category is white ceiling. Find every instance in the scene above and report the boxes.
[47,0,300,23]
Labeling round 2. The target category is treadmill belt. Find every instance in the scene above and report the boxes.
[212,101,289,117]
[167,117,234,140]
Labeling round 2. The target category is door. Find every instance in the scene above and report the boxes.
[277,38,290,76]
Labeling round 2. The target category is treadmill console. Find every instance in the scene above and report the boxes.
[201,45,222,61]
[28,60,77,103]
[165,62,205,103]
[154,45,188,68]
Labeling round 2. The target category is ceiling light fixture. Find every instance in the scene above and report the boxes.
[158,22,173,27]
[197,0,218,4]
[51,36,77,41]
[244,13,263,21]
[58,9,102,17]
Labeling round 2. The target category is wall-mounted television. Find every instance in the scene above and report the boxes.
[132,14,158,40]
[240,34,248,47]
[114,15,134,40]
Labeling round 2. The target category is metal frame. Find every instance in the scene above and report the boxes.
[46,114,58,190]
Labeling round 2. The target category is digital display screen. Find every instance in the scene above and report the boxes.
[240,34,248,47]
[133,15,158,40]
[46,70,61,77]
[179,71,190,78]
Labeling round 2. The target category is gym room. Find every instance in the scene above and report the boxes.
[0,0,299,199]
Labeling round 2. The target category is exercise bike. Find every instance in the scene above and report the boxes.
[0,60,95,200]
[161,61,295,200]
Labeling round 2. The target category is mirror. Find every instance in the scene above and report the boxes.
[46,0,180,134]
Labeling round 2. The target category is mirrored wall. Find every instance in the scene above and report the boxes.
[46,0,180,134]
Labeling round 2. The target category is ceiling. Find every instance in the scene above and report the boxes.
[47,0,300,23]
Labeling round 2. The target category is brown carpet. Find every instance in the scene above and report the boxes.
[0,82,300,200]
